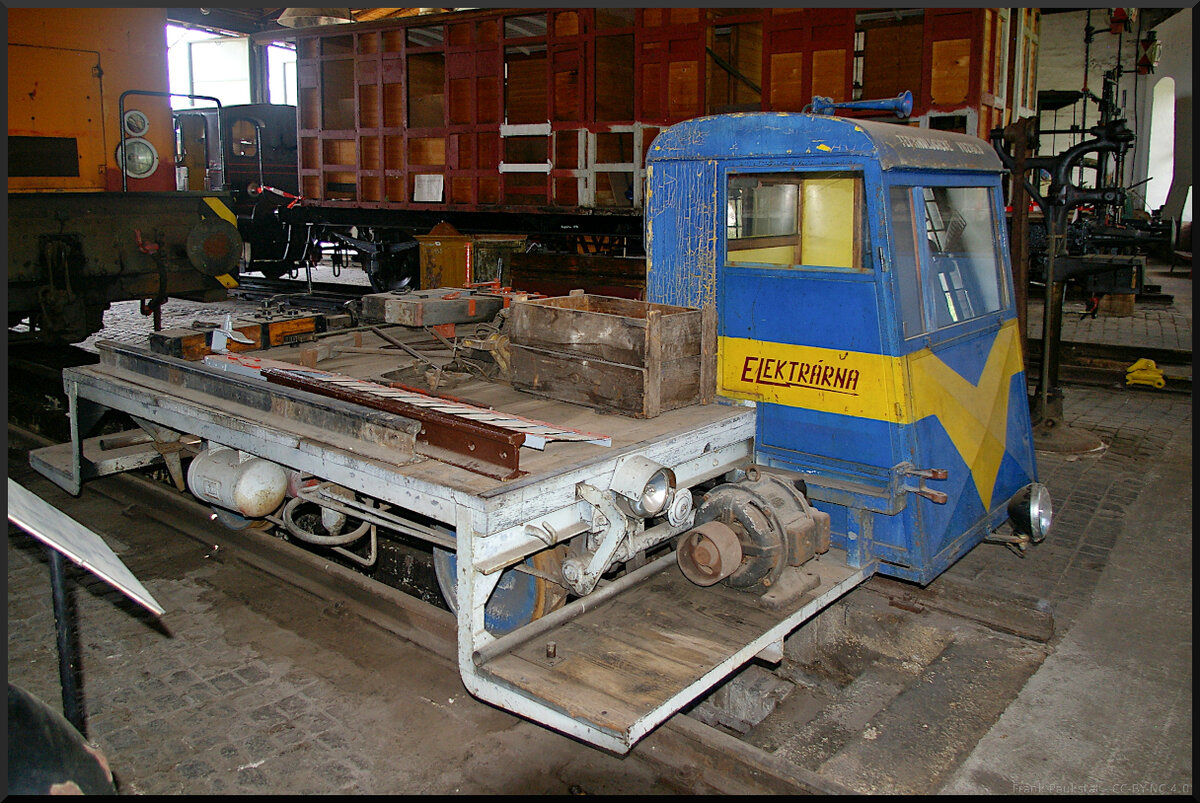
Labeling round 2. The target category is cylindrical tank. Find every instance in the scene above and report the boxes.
[186,448,288,518]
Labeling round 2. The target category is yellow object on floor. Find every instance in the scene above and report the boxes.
[1126,358,1166,389]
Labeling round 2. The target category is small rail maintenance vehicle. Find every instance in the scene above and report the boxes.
[30,106,1050,754]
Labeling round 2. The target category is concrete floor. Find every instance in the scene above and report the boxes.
[943,260,1193,794]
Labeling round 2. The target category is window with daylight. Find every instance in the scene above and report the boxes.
[726,171,868,271]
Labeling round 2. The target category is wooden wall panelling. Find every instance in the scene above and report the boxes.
[706,19,763,114]
[807,11,856,104]
[594,33,635,122]
[666,37,703,120]
[923,8,985,112]
[381,58,404,128]
[551,45,584,123]
[552,8,581,38]
[860,19,924,107]
[766,26,807,112]
[638,9,705,124]
[504,48,548,125]
[446,49,479,205]
[447,51,475,125]
[501,12,550,205]
[357,32,383,203]
[980,9,994,101]
[296,35,320,197]
[552,128,583,207]
[406,51,446,129]
[288,7,1012,213]
[502,11,549,126]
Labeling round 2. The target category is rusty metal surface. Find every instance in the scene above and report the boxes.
[361,288,504,327]
[260,367,526,480]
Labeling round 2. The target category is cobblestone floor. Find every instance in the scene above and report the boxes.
[1028,261,1192,353]
[944,385,1192,639]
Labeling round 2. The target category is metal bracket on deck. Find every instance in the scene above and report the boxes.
[561,483,631,596]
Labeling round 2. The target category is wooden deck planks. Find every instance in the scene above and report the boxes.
[482,558,857,739]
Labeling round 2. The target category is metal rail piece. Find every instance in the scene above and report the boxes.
[374,382,612,450]
[261,368,528,480]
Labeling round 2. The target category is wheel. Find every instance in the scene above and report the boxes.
[368,263,413,293]
[433,544,568,636]
[255,262,289,280]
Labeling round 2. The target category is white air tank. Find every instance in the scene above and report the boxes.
[186,448,288,518]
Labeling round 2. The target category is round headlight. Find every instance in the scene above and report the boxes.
[123,108,151,137]
[116,137,159,179]
[637,467,676,518]
[609,455,677,518]
[1008,482,1052,543]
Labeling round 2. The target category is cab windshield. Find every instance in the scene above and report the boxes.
[890,185,1007,338]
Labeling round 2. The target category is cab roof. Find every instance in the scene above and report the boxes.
[646,112,1003,173]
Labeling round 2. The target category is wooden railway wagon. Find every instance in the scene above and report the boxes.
[286,7,1040,219]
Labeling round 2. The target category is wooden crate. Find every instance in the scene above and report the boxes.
[508,291,715,418]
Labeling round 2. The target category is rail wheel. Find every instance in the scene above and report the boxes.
[254,262,290,280]
[432,544,568,636]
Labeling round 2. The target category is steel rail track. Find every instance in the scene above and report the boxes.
[1024,338,1192,393]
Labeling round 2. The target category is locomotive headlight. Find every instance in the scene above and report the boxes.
[610,455,676,518]
[116,137,159,179]
[1008,482,1052,543]
[123,108,151,137]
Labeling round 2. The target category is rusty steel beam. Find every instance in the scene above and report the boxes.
[260,368,526,480]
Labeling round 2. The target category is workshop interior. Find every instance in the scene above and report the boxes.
[7,7,1192,796]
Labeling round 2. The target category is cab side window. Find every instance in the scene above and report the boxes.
[889,186,926,339]
[726,171,870,272]
[230,119,258,158]
[890,184,1007,338]
[921,186,1005,329]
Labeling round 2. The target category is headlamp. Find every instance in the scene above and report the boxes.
[610,455,676,518]
[116,137,159,179]
[1008,482,1052,543]
[123,108,151,137]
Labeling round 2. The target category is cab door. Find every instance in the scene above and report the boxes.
[715,163,912,557]
[886,177,1038,580]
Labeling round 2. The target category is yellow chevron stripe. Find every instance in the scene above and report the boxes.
[907,320,1024,509]
[719,318,1024,509]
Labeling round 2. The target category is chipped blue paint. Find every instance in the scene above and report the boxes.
[643,111,1034,585]
[647,112,1001,172]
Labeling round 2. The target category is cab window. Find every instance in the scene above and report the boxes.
[890,186,925,339]
[890,184,1007,337]
[921,186,1006,328]
[230,119,258,158]
[726,171,869,271]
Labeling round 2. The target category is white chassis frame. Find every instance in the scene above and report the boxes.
[49,358,832,751]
